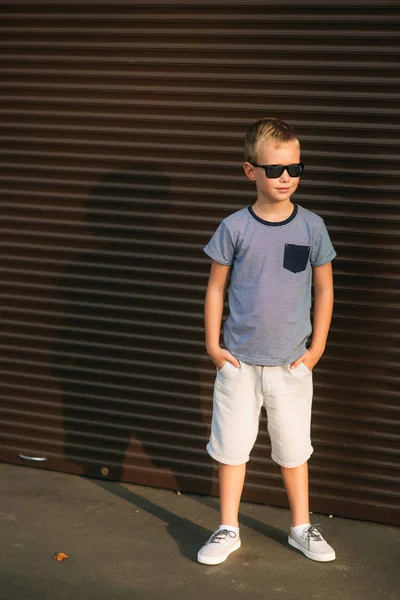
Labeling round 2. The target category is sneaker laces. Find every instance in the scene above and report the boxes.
[209,529,237,544]
[304,524,324,549]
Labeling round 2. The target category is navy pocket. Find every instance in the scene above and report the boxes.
[283,244,311,273]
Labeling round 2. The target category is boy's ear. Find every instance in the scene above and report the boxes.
[243,162,257,181]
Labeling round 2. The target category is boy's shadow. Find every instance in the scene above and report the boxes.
[90,479,288,562]
[50,164,288,560]
[51,165,216,504]
[91,479,211,562]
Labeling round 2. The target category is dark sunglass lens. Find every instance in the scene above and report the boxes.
[287,164,303,177]
[266,165,284,178]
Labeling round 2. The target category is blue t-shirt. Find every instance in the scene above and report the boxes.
[203,203,337,366]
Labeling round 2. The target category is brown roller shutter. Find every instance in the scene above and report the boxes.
[0,1,399,526]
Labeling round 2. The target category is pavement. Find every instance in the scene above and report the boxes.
[0,462,399,600]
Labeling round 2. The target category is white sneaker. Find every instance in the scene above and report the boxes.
[197,528,241,565]
[288,524,336,562]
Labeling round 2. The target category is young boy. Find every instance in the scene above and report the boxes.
[198,117,337,565]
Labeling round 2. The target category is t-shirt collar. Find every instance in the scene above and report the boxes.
[248,203,298,227]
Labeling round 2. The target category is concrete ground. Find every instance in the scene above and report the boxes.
[0,462,398,600]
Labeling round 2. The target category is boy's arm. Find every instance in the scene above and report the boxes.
[205,260,241,369]
[290,261,334,370]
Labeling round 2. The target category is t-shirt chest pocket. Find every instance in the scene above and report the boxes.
[283,243,311,273]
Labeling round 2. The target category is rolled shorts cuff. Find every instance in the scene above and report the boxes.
[271,446,314,469]
[206,443,250,466]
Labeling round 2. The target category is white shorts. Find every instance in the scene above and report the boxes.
[207,360,313,468]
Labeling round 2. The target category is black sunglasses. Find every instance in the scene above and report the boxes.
[250,162,304,178]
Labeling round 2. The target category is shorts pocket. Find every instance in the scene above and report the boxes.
[217,361,240,379]
[283,244,311,273]
[290,362,312,375]
[298,361,312,373]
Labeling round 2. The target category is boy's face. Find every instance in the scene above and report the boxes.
[243,140,301,204]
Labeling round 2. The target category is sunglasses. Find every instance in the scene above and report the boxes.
[250,162,304,178]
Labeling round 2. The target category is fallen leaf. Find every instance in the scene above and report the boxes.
[53,552,69,561]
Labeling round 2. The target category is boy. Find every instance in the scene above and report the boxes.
[198,117,337,565]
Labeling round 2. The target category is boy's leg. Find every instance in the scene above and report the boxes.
[198,362,262,565]
[264,364,313,517]
[197,462,245,565]
[282,461,335,561]
[266,364,335,561]
[219,462,247,527]
[280,461,309,526]
[206,360,262,527]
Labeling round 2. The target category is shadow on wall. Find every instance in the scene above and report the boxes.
[51,165,215,495]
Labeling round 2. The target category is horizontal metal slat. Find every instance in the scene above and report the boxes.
[3,54,400,69]
[0,359,205,389]
[3,67,400,86]
[0,295,202,320]
[2,108,400,134]
[3,348,207,376]
[0,380,205,405]
[2,25,399,36]
[0,251,206,269]
[3,8,399,20]
[0,332,206,359]
[4,0,400,7]
[3,9,399,23]
[0,226,201,249]
[1,392,208,419]
[0,306,204,331]
[0,281,205,306]
[2,94,399,115]
[0,410,209,439]
[2,80,399,99]
[3,39,400,59]
[3,123,400,147]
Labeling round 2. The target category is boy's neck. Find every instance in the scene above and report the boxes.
[251,198,294,223]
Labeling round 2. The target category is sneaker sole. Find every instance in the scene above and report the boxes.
[197,539,241,565]
[288,536,336,562]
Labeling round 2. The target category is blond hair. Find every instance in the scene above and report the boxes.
[244,117,300,163]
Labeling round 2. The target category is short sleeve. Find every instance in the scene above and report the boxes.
[203,220,235,266]
[310,222,337,267]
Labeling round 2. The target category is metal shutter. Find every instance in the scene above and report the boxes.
[0,1,399,526]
